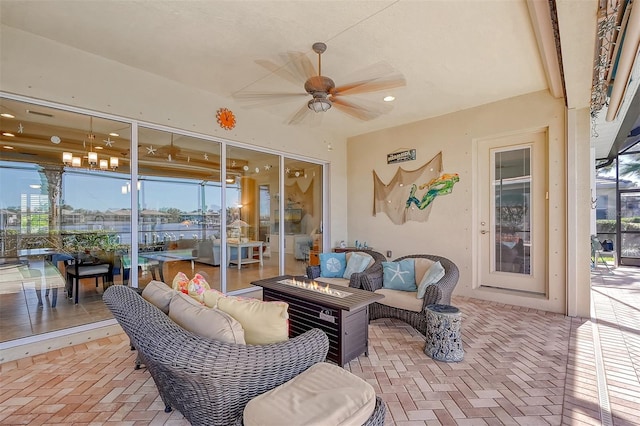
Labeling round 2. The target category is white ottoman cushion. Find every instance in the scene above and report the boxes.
[243,362,376,426]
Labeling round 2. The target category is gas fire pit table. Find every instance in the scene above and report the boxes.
[251,275,384,366]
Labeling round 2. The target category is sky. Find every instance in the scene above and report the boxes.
[0,164,239,212]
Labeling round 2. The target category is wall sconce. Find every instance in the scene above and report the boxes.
[99,159,108,170]
[71,157,82,167]
[109,157,119,170]
[62,152,73,164]
[88,151,98,166]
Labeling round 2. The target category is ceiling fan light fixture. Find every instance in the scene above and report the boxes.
[308,97,332,113]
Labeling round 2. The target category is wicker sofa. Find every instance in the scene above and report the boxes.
[365,254,459,336]
[103,285,386,426]
[306,249,386,289]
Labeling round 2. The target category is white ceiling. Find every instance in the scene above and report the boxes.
[1,0,621,154]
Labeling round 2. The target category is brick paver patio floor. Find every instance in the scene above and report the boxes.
[1,266,638,425]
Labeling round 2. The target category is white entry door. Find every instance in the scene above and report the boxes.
[477,131,547,294]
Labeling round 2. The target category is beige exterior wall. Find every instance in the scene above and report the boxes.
[348,90,577,314]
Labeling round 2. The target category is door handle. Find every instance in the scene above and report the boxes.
[480,230,488,234]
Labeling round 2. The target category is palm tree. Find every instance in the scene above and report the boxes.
[620,161,640,178]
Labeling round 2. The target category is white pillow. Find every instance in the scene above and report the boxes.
[416,261,445,299]
[342,252,372,279]
[169,292,246,344]
[413,258,435,285]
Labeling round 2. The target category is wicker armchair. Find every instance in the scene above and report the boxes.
[306,249,386,289]
[103,285,329,426]
[365,254,459,336]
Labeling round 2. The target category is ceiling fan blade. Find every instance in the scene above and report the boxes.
[255,59,303,86]
[288,103,313,125]
[254,51,317,88]
[332,74,406,96]
[286,51,317,81]
[331,61,406,95]
[331,97,393,121]
[232,92,309,108]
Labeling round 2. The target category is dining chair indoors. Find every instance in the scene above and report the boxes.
[65,257,113,304]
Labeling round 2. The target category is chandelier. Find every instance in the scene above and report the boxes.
[62,117,119,170]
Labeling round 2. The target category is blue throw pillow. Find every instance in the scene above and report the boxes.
[343,252,372,279]
[319,253,347,278]
[416,261,445,299]
[382,259,416,291]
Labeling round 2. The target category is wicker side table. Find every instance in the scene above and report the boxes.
[425,304,464,362]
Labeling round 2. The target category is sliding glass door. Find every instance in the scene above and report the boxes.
[0,94,327,344]
[282,158,323,276]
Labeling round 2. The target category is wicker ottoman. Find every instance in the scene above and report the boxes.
[425,304,464,362]
[239,362,386,426]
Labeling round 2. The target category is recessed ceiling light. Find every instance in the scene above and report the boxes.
[0,113,15,119]
[95,146,103,150]
[29,184,41,189]
[109,132,119,137]
[3,145,14,149]
[50,135,61,144]
[383,96,395,102]
[2,132,15,137]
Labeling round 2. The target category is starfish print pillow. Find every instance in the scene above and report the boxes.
[382,259,416,291]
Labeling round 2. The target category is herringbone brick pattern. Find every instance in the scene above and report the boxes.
[1,267,638,425]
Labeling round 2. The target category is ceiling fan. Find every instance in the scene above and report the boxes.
[234,42,406,124]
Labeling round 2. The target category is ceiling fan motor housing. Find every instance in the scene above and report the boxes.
[304,75,335,95]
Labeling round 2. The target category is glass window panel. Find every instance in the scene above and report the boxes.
[283,158,323,274]
[621,232,640,258]
[225,146,279,292]
[493,148,531,274]
[0,97,131,341]
[618,152,640,189]
[137,127,221,290]
[595,158,617,246]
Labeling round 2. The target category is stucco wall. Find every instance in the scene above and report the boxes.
[348,90,569,313]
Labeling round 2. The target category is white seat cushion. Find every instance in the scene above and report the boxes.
[243,363,376,426]
[374,288,423,312]
[74,265,110,275]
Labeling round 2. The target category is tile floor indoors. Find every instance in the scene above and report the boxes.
[0,265,638,425]
[0,254,307,342]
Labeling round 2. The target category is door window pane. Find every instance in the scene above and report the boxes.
[493,148,531,274]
